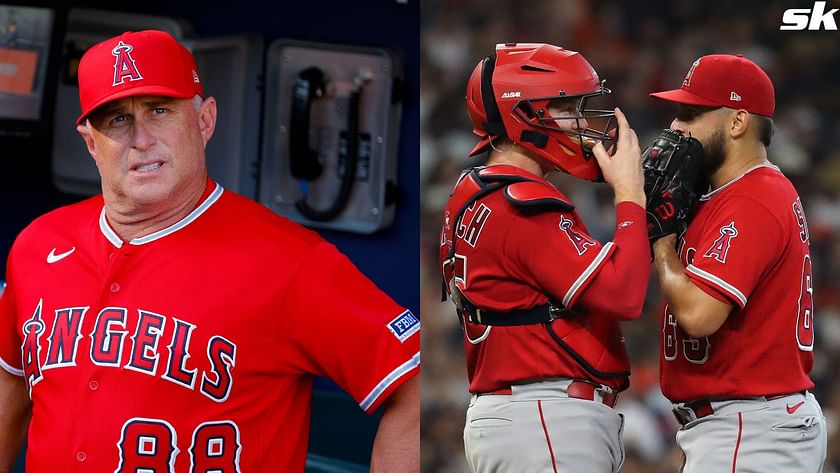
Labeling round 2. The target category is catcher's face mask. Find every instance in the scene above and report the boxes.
[515,85,616,160]
[465,43,616,181]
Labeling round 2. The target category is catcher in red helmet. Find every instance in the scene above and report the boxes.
[465,43,617,181]
[439,43,651,472]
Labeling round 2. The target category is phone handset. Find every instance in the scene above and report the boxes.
[289,67,328,181]
[292,68,368,222]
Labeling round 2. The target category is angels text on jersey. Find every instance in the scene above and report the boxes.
[21,298,236,401]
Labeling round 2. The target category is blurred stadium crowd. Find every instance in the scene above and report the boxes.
[420,1,840,471]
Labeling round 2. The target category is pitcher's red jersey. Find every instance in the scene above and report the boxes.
[660,165,814,401]
[0,180,419,471]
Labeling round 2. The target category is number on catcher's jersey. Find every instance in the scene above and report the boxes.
[442,253,492,344]
[116,418,241,472]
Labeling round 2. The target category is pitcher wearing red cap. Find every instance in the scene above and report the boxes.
[648,54,827,472]
[0,30,419,472]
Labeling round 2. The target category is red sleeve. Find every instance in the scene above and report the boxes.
[574,202,651,320]
[280,241,419,413]
[508,208,616,309]
[685,197,783,309]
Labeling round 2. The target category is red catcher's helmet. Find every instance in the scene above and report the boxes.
[466,43,615,181]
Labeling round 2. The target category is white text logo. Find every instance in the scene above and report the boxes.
[781,1,838,30]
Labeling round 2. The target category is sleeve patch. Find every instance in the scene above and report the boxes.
[703,221,738,263]
[387,310,420,343]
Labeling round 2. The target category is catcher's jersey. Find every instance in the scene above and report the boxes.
[440,165,630,393]
[0,179,419,471]
[660,164,814,401]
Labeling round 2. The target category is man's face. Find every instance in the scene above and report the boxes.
[670,104,727,175]
[547,98,588,133]
[77,95,216,211]
[546,97,615,153]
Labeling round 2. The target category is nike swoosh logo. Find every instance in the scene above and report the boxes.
[786,400,805,414]
[47,247,76,264]
[617,220,635,229]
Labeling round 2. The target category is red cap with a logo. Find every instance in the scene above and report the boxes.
[650,54,775,118]
[76,30,204,125]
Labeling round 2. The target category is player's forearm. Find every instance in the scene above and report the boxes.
[576,202,650,320]
[0,371,30,470]
[0,415,29,466]
[369,376,419,473]
[653,237,725,337]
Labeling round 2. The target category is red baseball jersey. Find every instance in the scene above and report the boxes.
[660,164,814,401]
[0,179,419,471]
[440,165,631,393]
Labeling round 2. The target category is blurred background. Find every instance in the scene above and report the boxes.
[420,0,840,471]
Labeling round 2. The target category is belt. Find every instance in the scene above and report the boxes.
[672,391,807,426]
[673,399,714,426]
[478,380,618,408]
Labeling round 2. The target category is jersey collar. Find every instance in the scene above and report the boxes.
[99,181,224,248]
[700,163,781,201]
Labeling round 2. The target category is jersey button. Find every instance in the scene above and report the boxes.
[89,380,99,391]
[76,451,86,462]
[110,283,120,293]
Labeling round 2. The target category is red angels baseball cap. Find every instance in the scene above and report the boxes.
[76,30,204,125]
[650,54,775,118]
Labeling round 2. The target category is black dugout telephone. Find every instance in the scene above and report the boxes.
[260,40,404,234]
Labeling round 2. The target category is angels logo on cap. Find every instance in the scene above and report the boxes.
[111,41,143,86]
[682,58,701,87]
[76,30,204,125]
